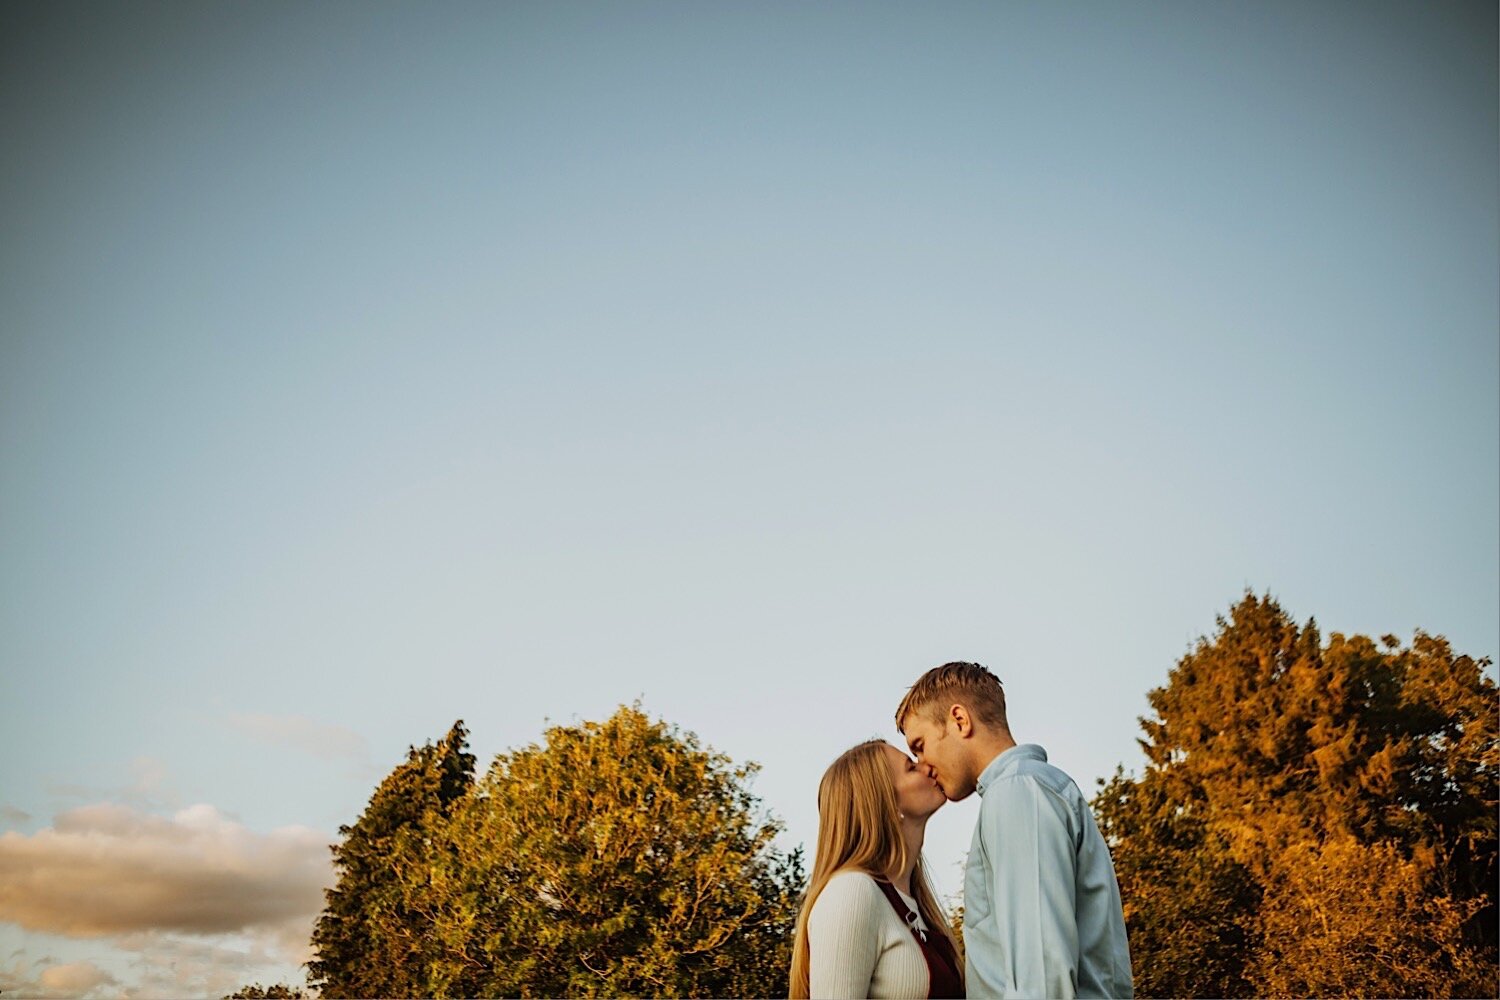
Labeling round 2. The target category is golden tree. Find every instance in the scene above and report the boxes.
[1254,836,1492,997]
[309,722,476,998]
[319,705,802,998]
[1094,593,1497,998]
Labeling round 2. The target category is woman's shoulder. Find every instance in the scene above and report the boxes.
[809,870,903,944]
[813,869,886,911]
[825,868,882,888]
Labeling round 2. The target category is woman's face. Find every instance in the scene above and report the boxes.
[884,744,946,821]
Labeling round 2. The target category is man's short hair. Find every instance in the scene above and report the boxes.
[895,661,1009,733]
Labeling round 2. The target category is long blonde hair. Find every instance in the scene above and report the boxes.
[788,740,964,999]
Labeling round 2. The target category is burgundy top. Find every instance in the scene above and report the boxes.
[873,879,965,999]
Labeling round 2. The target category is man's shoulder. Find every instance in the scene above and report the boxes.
[979,756,1087,830]
[986,753,1083,801]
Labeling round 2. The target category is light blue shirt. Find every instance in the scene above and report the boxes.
[964,744,1134,999]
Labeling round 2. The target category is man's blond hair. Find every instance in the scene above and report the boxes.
[895,661,1009,733]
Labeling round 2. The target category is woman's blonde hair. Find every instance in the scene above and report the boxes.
[788,740,963,999]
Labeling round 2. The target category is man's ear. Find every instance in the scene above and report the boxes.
[948,703,973,738]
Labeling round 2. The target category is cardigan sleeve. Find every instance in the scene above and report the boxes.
[807,872,885,999]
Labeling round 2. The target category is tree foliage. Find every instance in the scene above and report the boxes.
[1255,835,1491,997]
[224,986,306,999]
[1094,768,1260,997]
[308,721,476,998]
[1094,593,1498,998]
[310,705,803,998]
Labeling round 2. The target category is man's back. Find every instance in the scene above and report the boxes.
[963,744,1133,999]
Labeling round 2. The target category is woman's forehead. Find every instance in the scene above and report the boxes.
[881,743,913,764]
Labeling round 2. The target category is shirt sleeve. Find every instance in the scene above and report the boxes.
[807,873,884,999]
[973,776,1081,999]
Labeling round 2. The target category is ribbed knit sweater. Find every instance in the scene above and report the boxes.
[807,870,932,999]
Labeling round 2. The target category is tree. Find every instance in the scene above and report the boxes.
[224,986,306,999]
[309,705,803,998]
[1254,836,1492,998]
[1094,593,1497,998]
[1093,767,1260,997]
[308,721,476,998]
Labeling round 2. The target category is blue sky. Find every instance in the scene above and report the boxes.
[2,2,1495,995]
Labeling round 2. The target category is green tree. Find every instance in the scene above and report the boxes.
[310,705,803,998]
[308,721,476,998]
[414,705,802,998]
[224,985,306,999]
[1094,593,1497,998]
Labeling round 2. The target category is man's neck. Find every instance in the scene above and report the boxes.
[972,731,1018,779]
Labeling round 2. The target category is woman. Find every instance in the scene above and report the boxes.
[789,740,964,999]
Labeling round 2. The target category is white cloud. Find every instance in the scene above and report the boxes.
[43,758,178,815]
[0,935,309,1000]
[0,803,332,938]
[122,757,175,810]
[40,960,117,993]
[114,931,308,1000]
[45,783,95,803]
[227,713,370,765]
[0,805,32,826]
[1,955,119,1000]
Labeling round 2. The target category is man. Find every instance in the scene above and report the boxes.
[896,662,1133,999]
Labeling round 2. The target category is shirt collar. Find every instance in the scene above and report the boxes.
[976,743,1048,795]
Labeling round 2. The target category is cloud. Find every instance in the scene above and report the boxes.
[46,783,95,802]
[227,713,370,765]
[1,804,32,826]
[1,956,118,1000]
[0,803,332,938]
[123,756,176,809]
[40,960,117,993]
[38,758,179,817]
[0,937,307,1000]
[113,932,307,1000]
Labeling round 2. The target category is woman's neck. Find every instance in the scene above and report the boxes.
[889,817,926,897]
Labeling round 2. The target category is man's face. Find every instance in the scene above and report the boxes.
[903,707,977,802]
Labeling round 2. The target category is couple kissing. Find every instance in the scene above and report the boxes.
[789,661,1134,1000]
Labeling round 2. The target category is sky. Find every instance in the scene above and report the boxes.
[1,1,1496,996]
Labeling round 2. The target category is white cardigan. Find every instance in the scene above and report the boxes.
[808,871,932,999]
